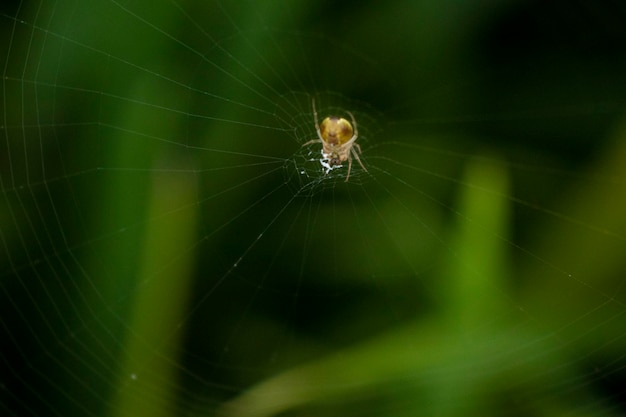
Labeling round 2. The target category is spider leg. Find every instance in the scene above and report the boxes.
[347,110,358,138]
[301,138,322,147]
[351,146,367,171]
[341,133,359,152]
[302,98,324,148]
[345,157,352,182]
[312,97,322,141]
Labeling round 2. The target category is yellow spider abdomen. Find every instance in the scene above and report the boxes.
[319,116,354,147]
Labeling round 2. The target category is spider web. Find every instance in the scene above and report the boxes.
[2,1,626,416]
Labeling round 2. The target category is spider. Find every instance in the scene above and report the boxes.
[302,98,366,181]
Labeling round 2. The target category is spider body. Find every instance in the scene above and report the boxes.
[302,98,366,181]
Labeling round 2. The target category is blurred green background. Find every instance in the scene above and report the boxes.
[1,0,626,416]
